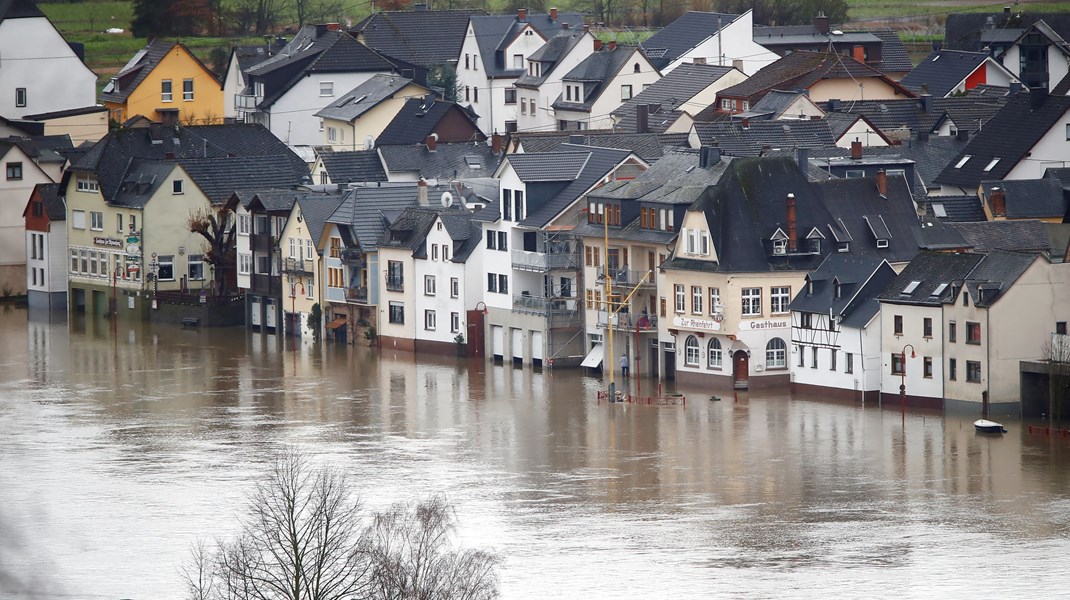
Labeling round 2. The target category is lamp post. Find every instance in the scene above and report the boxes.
[149,253,160,309]
[900,343,916,421]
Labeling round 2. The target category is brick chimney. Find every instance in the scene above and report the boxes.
[852,45,865,63]
[425,133,438,152]
[491,132,503,154]
[608,40,617,51]
[876,169,888,197]
[326,22,340,31]
[990,186,1006,217]
[636,104,649,134]
[786,193,798,252]
[594,38,602,51]
[850,139,863,159]
[517,8,527,21]
[550,7,558,20]
[814,13,830,35]
[418,178,429,206]
[741,117,750,129]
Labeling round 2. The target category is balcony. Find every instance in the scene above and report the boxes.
[251,233,275,253]
[346,286,369,303]
[251,273,281,295]
[513,294,578,318]
[385,276,403,292]
[235,93,261,110]
[597,310,657,333]
[596,267,655,289]
[511,249,575,272]
[283,257,313,275]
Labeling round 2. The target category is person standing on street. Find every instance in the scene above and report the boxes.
[620,353,630,377]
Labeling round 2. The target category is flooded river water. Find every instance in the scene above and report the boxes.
[1,308,1069,598]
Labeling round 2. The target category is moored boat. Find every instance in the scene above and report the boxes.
[974,419,1008,434]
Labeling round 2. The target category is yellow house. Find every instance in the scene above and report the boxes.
[102,40,223,126]
[278,193,345,338]
[314,74,430,150]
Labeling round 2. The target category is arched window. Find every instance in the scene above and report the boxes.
[707,338,722,369]
[766,337,786,368]
[633,62,641,73]
[684,335,700,366]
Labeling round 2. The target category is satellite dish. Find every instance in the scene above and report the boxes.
[441,191,454,207]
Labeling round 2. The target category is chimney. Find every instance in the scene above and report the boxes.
[876,169,888,197]
[786,193,798,252]
[956,129,969,142]
[636,103,649,134]
[608,40,617,51]
[920,93,933,113]
[700,145,721,168]
[741,117,750,129]
[796,147,809,171]
[1030,86,1048,110]
[828,98,841,112]
[1004,5,1011,13]
[425,133,438,151]
[165,151,175,160]
[418,178,429,206]
[562,22,570,30]
[852,46,865,63]
[583,23,590,32]
[326,22,340,31]
[517,8,527,21]
[918,129,930,141]
[491,132,503,154]
[990,186,1006,217]
[414,2,428,10]
[814,13,830,35]
[850,139,863,160]
[1010,81,1023,95]
[550,7,558,20]
[315,23,327,37]
[594,38,602,51]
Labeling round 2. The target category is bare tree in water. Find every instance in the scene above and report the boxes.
[183,448,501,600]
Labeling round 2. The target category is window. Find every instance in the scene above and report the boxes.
[116,213,124,233]
[963,290,969,306]
[621,85,632,101]
[239,253,252,275]
[923,317,933,338]
[488,273,498,293]
[451,312,460,333]
[684,335,700,366]
[798,345,806,367]
[432,245,439,261]
[691,286,703,314]
[674,284,685,313]
[891,352,903,375]
[1058,322,1068,335]
[949,358,957,381]
[305,239,313,260]
[923,356,933,378]
[162,80,173,102]
[514,190,524,221]
[966,360,981,382]
[389,302,404,324]
[520,95,526,113]
[845,352,853,374]
[498,274,508,295]
[811,346,818,369]
[498,231,507,250]
[465,54,470,69]
[967,321,981,344]
[502,189,512,221]
[157,255,175,281]
[90,211,103,231]
[894,314,903,335]
[486,230,496,250]
[709,288,721,315]
[983,158,1000,172]
[949,321,957,343]
[442,245,450,261]
[424,309,436,330]
[766,338,786,368]
[15,87,26,107]
[424,275,436,296]
[5,162,22,180]
[513,54,523,68]
[954,155,971,169]
[742,288,761,316]
[770,286,790,314]
[320,81,334,97]
[173,180,184,195]
[72,210,86,229]
[708,338,722,369]
[328,127,337,142]
[448,276,459,299]
[845,170,865,178]
[505,89,517,104]
[473,87,478,103]
[188,254,205,280]
[387,260,403,291]
[183,78,194,101]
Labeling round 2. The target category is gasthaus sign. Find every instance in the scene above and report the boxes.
[740,319,789,330]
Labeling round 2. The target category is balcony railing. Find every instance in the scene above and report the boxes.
[235,93,261,110]
[596,267,654,288]
[283,258,313,275]
[597,310,657,332]
[251,273,281,295]
[511,249,575,272]
[385,276,403,292]
[512,294,578,317]
[346,286,369,303]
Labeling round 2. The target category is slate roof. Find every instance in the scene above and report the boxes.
[247,190,300,213]
[789,254,896,330]
[516,144,636,228]
[320,150,388,183]
[900,50,990,98]
[377,205,482,262]
[935,93,1070,188]
[101,41,180,103]
[944,12,1070,52]
[718,50,915,104]
[753,26,913,74]
[22,106,109,121]
[470,12,585,78]
[180,155,311,203]
[878,251,984,305]
[749,90,816,119]
[327,184,422,251]
[296,193,346,248]
[918,195,986,222]
[513,131,664,162]
[961,249,1039,307]
[515,30,588,88]
[314,74,420,122]
[69,124,309,204]
[350,10,484,69]
[870,29,915,74]
[32,182,65,221]
[612,63,737,133]
[817,97,1011,137]
[982,179,1068,219]
[378,142,501,180]
[0,0,44,19]
[640,11,738,69]
[692,120,836,156]
[945,220,1055,253]
[505,151,589,181]
[797,134,972,191]
[374,97,483,146]
[553,46,641,112]
[109,159,175,208]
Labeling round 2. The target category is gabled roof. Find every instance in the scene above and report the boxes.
[470,12,586,78]
[789,254,896,330]
[513,131,664,162]
[819,91,1010,137]
[314,74,423,122]
[505,151,589,181]
[327,184,421,251]
[377,204,482,261]
[295,193,346,247]
[870,29,915,73]
[29,182,65,221]
[749,89,822,119]
[900,50,991,98]
[612,63,738,133]
[961,249,1040,307]
[377,142,501,180]
[553,46,643,112]
[945,220,1055,253]
[588,148,731,205]
[692,120,836,156]
[101,41,205,104]
[515,30,589,88]
[350,9,484,69]
[320,150,388,184]
[516,143,637,228]
[944,12,1070,52]
[109,159,176,208]
[641,11,739,69]
[180,155,311,203]
[918,195,986,222]
[935,93,1070,187]
[718,50,916,104]
[982,178,1067,219]
[374,97,483,146]
[878,251,984,305]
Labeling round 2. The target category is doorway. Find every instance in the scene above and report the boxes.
[733,350,749,389]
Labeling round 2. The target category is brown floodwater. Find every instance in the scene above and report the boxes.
[1,307,1069,598]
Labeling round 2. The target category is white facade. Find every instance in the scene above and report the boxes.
[555,52,662,131]
[378,245,415,348]
[791,311,882,398]
[834,118,891,148]
[1,146,54,291]
[257,72,387,147]
[25,226,67,309]
[879,303,945,404]
[1003,104,1070,179]
[515,32,596,132]
[279,202,322,338]
[0,16,97,119]
[457,21,550,134]
[222,51,246,121]
[1002,42,1069,93]
[413,217,470,348]
[234,203,252,291]
[664,11,778,76]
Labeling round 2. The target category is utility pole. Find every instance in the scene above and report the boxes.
[604,204,615,402]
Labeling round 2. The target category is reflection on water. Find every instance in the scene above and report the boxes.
[2,308,1070,599]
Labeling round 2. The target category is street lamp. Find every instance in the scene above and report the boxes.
[900,343,916,421]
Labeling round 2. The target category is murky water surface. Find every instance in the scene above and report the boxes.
[1,308,1069,598]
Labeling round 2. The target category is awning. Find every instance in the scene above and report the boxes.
[580,343,605,368]
[327,317,348,330]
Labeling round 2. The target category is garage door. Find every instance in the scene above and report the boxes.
[531,331,544,362]
[511,328,523,361]
[492,326,504,360]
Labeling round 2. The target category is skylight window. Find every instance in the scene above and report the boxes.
[954,155,972,169]
[983,158,1000,172]
[931,283,948,296]
[932,203,948,217]
[902,280,921,294]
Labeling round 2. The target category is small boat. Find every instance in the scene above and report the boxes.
[974,419,1008,434]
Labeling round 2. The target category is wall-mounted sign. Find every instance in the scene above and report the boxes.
[673,315,721,332]
[741,319,789,330]
[126,243,141,257]
[93,237,122,248]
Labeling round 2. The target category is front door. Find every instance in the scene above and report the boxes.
[733,350,749,389]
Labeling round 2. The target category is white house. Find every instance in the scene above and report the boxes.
[514,28,595,133]
[1,141,55,294]
[551,45,661,131]
[23,183,66,310]
[640,10,777,76]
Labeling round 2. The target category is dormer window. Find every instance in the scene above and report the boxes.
[773,239,787,255]
[685,229,710,256]
[837,242,849,252]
